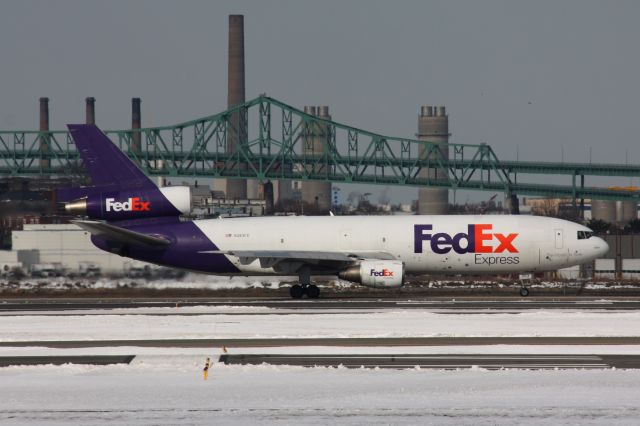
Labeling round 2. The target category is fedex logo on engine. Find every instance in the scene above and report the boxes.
[105,197,151,212]
[414,224,518,255]
[370,268,394,277]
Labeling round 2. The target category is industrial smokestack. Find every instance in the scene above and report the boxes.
[228,15,245,110]
[39,97,50,170]
[131,97,141,157]
[263,181,274,214]
[301,105,332,214]
[226,14,248,199]
[85,97,95,125]
[417,104,449,214]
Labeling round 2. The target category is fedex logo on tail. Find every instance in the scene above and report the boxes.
[414,224,518,254]
[105,197,151,212]
[370,268,394,277]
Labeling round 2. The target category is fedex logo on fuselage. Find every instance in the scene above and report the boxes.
[370,268,394,277]
[105,197,150,212]
[414,224,518,255]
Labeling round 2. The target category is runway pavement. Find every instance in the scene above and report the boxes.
[0,355,134,367]
[1,353,639,369]
[219,353,640,369]
[3,297,640,312]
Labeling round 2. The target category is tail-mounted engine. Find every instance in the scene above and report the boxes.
[339,260,405,289]
[64,186,191,220]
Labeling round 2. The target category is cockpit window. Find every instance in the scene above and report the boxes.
[577,231,593,240]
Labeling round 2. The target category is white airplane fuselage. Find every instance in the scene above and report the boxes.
[191,214,608,276]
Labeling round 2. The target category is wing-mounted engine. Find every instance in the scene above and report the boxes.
[63,186,191,220]
[339,260,405,289]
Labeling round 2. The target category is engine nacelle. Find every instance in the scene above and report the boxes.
[338,260,405,289]
[65,186,191,220]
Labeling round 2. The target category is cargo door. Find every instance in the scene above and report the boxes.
[554,229,563,249]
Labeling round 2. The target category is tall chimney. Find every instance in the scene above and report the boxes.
[225,14,248,199]
[301,105,332,214]
[228,15,245,111]
[131,97,141,157]
[85,97,95,125]
[417,104,449,214]
[39,97,50,170]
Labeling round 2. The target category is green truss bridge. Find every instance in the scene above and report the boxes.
[0,95,639,202]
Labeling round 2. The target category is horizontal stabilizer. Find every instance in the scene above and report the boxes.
[72,220,170,247]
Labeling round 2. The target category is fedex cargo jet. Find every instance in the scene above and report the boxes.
[59,125,608,298]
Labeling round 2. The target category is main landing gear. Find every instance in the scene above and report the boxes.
[289,266,320,299]
[289,283,320,299]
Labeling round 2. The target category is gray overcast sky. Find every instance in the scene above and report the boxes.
[1,0,639,203]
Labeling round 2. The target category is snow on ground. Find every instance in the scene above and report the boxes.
[3,345,640,358]
[2,274,288,291]
[3,306,640,424]
[2,362,640,425]
[2,309,640,341]
[5,273,640,291]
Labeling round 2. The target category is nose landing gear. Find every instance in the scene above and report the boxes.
[518,273,533,297]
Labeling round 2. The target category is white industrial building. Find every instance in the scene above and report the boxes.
[4,224,152,275]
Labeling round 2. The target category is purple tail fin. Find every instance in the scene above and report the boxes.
[58,124,157,203]
[67,124,155,190]
[59,124,189,221]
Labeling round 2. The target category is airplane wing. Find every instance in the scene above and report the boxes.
[218,250,356,262]
[198,249,396,266]
[72,220,170,247]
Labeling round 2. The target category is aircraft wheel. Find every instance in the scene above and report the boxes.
[290,284,305,299]
[306,284,320,299]
[519,287,530,297]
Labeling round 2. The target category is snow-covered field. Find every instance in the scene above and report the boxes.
[3,362,640,425]
[2,308,640,341]
[3,305,640,424]
[4,273,640,291]
[1,274,288,290]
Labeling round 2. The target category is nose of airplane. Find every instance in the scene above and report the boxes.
[593,237,609,257]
